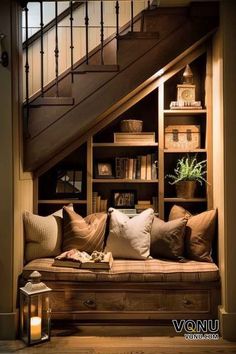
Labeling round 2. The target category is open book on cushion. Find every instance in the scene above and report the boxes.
[53,249,113,270]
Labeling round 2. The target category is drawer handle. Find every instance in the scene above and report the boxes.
[183,298,192,306]
[83,299,96,308]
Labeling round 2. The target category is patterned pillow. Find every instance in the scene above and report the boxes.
[150,216,187,261]
[105,208,154,260]
[24,205,74,263]
[62,207,107,253]
[169,205,217,262]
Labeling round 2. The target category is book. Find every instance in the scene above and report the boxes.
[92,192,98,213]
[141,155,147,180]
[96,195,101,212]
[133,158,137,180]
[128,158,134,179]
[114,132,155,143]
[136,156,141,179]
[137,200,151,205]
[146,154,152,180]
[151,153,158,180]
[53,249,113,270]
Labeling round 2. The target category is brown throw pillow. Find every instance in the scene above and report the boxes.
[169,205,217,262]
[150,216,187,261]
[62,206,107,253]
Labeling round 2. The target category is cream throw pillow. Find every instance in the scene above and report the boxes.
[24,205,73,263]
[105,208,154,260]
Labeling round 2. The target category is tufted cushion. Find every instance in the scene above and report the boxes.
[22,258,219,283]
[62,207,107,253]
[105,208,154,260]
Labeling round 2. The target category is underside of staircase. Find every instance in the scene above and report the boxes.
[24,2,219,174]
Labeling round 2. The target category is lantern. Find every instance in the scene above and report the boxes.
[20,271,52,345]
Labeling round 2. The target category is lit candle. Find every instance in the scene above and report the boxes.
[30,316,41,341]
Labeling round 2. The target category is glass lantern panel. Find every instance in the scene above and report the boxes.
[29,294,42,343]
[20,292,30,344]
[41,294,51,341]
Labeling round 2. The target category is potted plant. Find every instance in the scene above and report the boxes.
[166,155,208,198]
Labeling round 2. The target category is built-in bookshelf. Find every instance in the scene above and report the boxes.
[36,51,212,220]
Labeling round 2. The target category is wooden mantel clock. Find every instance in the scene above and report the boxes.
[170,64,202,110]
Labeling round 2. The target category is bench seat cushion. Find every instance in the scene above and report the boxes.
[22,258,219,283]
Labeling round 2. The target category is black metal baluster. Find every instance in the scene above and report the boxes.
[85,0,89,65]
[54,0,59,96]
[130,0,134,32]
[115,1,119,56]
[40,0,44,96]
[148,0,151,10]
[24,3,30,135]
[100,1,104,65]
[70,0,74,82]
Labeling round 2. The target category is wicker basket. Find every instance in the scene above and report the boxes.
[120,120,143,133]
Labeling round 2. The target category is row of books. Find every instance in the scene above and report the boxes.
[92,192,108,213]
[115,154,158,180]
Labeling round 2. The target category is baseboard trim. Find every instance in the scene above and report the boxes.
[0,312,18,339]
[219,306,236,341]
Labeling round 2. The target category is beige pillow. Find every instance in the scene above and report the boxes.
[151,216,187,261]
[62,207,107,253]
[169,205,217,262]
[24,204,74,263]
[105,208,154,260]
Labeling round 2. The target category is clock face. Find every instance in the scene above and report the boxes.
[181,89,194,101]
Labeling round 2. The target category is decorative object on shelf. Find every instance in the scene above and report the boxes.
[170,64,202,110]
[120,119,143,132]
[94,161,114,179]
[113,132,155,143]
[20,271,52,346]
[166,155,208,199]
[165,124,200,150]
[112,190,136,208]
[56,169,82,196]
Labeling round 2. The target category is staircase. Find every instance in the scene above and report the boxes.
[22,1,219,173]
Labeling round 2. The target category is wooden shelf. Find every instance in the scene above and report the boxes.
[164,149,206,153]
[38,199,87,204]
[93,142,158,147]
[93,179,159,183]
[164,198,207,203]
[164,109,207,115]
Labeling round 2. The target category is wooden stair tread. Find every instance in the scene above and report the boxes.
[29,97,74,107]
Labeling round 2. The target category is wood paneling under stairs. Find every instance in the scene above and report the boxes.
[24,3,218,173]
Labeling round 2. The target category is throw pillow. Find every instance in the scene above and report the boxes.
[105,208,154,260]
[150,216,187,261]
[24,204,74,263]
[169,205,217,262]
[62,207,107,253]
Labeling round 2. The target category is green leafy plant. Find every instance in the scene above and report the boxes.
[166,155,208,185]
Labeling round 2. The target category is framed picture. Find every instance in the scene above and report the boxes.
[95,161,114,178]
[112,190,136,208]
[56,169,82,196]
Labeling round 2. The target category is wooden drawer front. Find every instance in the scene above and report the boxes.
[51,291,125,312]
[124,292,165,311]
[164,290,210,312]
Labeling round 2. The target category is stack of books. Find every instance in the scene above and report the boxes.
[92,192,108,213]
[115,153,158,180]
[135,198,158,213]
[114,132,155,143]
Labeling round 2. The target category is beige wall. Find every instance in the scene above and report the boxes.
[212,0,236,341]
[0,0,33,340]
